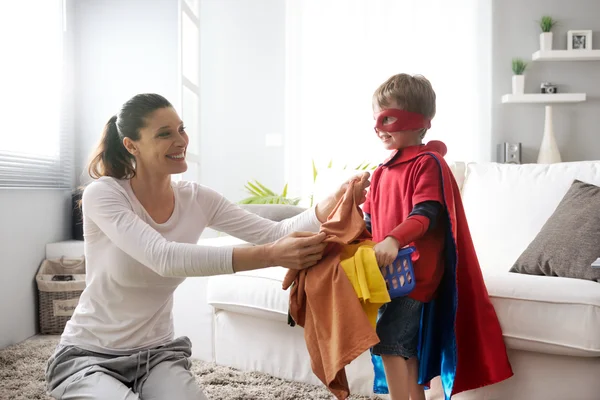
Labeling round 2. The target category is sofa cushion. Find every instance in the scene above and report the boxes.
[210,268,600,357]
[484,271,600,357]
[511,180,600,282]
[461,161,600,274]
[207,267,290,323]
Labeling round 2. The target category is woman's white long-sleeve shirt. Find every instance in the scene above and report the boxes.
[60,177,320,354]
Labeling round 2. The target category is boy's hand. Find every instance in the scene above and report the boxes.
[373,236,400,267]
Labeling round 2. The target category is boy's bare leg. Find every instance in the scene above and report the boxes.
[381,355,410,400]
[407,357,426,400]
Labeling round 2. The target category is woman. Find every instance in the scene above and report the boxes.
[45,93,369,399]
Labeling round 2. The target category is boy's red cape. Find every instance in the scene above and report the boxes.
[372,141,513,398]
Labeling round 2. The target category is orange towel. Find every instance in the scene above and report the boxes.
[282,183,380,400]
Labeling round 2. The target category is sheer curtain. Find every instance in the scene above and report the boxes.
[284,0,491,200]
[0,0,73,188]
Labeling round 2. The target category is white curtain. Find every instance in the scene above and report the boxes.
[0,0,73,188]
[284,0,491,199]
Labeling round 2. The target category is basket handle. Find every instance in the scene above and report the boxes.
[58,256,85,269]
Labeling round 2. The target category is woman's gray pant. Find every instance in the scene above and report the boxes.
[45,336,207,400]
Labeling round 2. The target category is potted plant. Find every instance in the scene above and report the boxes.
[512,58,527,95]
[239,180,300,205]
[538,15,557,51]
[239,160,376,206]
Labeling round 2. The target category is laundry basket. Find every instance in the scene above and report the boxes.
[35,257,86,334]
[380,246,416,298]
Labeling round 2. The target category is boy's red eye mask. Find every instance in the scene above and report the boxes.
[374,109,431,133]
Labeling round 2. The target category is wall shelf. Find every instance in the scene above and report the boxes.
[532,50,600,61]
[501,93,586,104]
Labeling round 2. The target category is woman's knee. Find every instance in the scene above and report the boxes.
[60,371,139,400]
[141,358,206,400]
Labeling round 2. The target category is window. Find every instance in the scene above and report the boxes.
[176,0,201,183]
[0,0,73,188]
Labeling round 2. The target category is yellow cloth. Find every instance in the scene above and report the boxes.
[339,241,391,329]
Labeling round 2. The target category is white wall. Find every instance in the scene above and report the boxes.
[0,190,70,348]
[74,0,180,182]
[199,0,286,202]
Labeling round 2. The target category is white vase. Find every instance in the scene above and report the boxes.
[540,32,553,51]
[537,106,562,164]
[512,75,524,94]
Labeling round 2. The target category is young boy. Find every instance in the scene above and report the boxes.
[362,74,512,400]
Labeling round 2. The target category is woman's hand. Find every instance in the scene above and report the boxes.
[315,172,371,223]
[338,171,370,205]
[373,236,400,267]
[265,231,327,270]
[232,232,327,273]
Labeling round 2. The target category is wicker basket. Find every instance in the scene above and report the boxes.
[35,257,86,335]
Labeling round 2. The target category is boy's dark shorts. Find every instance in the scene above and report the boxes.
[372,296,423,359]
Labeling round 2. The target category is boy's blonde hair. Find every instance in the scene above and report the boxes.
[373,73,436,137]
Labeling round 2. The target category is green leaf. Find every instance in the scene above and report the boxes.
[538,15,557,32]
[282,183,288,197]
[312,159,318,183]
[253,180,277,196]
[246,181,267,196]
[327,159,333,168]
[244,184,262,196]
[238,196,261,204]
[512,58,527,75]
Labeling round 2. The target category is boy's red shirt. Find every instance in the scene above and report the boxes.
[363,141,448,302]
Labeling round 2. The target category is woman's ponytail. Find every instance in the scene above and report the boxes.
[87,115,135,180]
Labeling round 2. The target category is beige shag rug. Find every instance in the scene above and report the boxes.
[0,336,379,400]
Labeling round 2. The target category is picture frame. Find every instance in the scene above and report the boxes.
[567,30,593,50]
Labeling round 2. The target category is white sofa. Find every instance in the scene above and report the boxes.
[172,161,600,400]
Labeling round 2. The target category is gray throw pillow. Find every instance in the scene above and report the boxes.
[510,180,600,282]
[240,204,307,222]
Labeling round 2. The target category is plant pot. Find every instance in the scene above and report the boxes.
[512,75,524,95]
[540,32,553,51]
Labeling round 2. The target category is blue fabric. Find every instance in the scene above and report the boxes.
[371,352,387,394]
[372,153,458,399]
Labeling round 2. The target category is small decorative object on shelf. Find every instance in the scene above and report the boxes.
[540,82,558,94]
[497,142,522,164]
[538,106,562,164]
[511,58,527,94]
[567,30,593,51]
[538,15,557,51]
